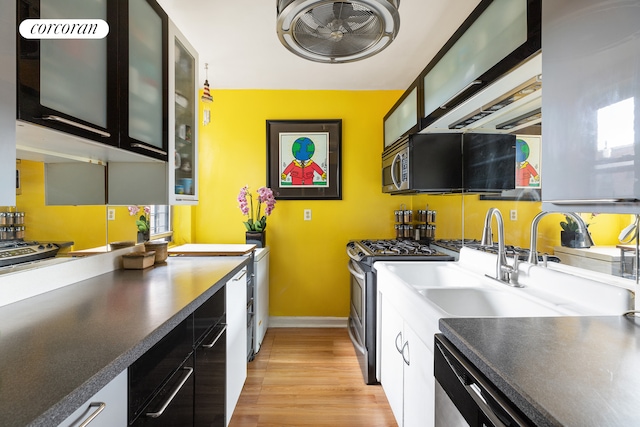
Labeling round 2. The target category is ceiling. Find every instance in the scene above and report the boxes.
[156,0,481,91]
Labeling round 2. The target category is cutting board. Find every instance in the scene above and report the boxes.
[168,244,256,256]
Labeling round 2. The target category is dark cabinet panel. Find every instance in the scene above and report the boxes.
[194,323,226,427]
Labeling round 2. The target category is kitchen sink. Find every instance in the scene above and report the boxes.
[417,287,573,317]
[379,261,483,288]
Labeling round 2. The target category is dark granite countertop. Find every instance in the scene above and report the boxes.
[0,255,250,427]
[439,315,640,426]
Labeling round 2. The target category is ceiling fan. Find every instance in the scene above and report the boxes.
[276,0,400,63]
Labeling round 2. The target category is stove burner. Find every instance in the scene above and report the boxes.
[358,239,439,256]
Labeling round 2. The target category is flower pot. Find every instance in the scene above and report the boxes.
[560,231,590,248]
[246,231,265,248]
[137,230,150,243]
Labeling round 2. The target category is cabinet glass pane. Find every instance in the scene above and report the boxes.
[384,88,417,148]
[174,38,195,195]
[40,0,107,127]
[423,0,527,116]
[129,0,163,148]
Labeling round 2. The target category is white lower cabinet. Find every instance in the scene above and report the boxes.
[380,296,434,427]
[225,267,248,426]
[59,369,127,427]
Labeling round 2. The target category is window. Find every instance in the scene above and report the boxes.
[149,205,170,236]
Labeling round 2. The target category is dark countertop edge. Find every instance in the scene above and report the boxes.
[28,257,250,427]
[438,317,561,427]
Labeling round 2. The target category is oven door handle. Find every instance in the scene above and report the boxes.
[347,260,365,281]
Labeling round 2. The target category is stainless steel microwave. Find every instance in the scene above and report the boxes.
[382,134,463,194]
[382,133,516,194]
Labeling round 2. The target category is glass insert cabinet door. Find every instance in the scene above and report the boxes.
[120,0,168,161]
[17,0,119,146]
[169,20,199,204]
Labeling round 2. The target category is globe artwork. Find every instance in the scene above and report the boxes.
[516,138,530,163]
[280,133,328,187]
[292,137,315,161]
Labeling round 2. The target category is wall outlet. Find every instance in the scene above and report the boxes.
[304,209,312,221]
[108,208,116,221]
[510,209,517,221]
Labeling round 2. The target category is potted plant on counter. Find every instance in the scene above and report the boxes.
[238,186,276,248]
[560,214,592,248]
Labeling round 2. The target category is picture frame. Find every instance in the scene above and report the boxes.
[266,119,342,200]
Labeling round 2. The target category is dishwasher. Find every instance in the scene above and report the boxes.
[434,334,534,427]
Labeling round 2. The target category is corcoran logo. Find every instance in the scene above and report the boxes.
[19,19,109,39]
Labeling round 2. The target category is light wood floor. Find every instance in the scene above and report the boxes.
[228,328,397,427]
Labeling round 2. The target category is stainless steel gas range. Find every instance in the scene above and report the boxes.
[346,239,453,385]
[432,239,561,263]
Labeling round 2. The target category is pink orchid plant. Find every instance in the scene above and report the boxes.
[238,186,276,232]
[128,205,151,233]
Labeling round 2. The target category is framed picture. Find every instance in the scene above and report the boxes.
[267,119,342,200]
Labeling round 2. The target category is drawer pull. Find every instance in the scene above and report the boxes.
[146,367,194,418]
[77,402,106,427]
[202,324,227,348]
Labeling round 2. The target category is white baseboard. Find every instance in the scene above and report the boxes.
[268,316,348,328]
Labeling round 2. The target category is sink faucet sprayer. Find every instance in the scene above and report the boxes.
[528,212,594,265]
[481,208,522,287]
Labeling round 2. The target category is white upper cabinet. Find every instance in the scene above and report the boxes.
[541,0,640,213]
[168,20,199,205]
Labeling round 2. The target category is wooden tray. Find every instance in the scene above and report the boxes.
[168,244,256,256]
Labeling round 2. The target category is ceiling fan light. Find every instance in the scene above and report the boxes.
[276,0,400,63]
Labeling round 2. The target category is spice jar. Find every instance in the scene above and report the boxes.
[403,210,412,224]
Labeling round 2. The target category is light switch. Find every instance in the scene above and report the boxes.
[304,209,312,221]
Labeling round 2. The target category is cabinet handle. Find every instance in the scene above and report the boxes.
[130,143,167,156]
[42,115,110,137]
[395,331,403,353]
[75,402,106,427]
[146,367,194,418]
[232,270,247,281]
[401,341,410,366]
[202,324,227,348]
[439,80,482,109]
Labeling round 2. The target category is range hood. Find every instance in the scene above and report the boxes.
[420,53,542,134]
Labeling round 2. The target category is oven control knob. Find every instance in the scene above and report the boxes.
[46,243,53,248]
[38,244,45,250]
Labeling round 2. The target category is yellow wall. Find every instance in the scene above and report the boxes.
[12,89,636,319]
[196,89,406,317]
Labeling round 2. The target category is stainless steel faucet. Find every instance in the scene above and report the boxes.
[481,208,521,286]
[528,212,594,265]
